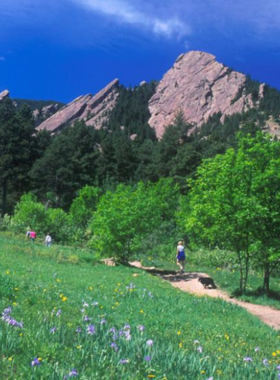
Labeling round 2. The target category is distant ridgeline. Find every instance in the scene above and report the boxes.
[0,51,280,215]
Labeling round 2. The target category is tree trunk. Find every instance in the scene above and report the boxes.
[263,262,270,295]
[237,250,245,294]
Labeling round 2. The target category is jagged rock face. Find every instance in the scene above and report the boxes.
[0,90,10,101]
[148,51,257,138]
[33,104,61,126]
[37,79,119,133]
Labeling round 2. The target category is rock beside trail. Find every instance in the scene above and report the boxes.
[148,51,261,138]
[0,89,9,101]
[37,79,119,133]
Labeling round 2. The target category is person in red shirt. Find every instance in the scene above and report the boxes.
[30,231,36,242]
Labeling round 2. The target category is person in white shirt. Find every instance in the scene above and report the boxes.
[45,233,52,247]
[176,240,186,274]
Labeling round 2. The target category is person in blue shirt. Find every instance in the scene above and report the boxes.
[176,241,186,274]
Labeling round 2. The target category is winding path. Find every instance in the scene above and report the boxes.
[130,261,280,330]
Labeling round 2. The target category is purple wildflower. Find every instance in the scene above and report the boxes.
[197,346,203,353]
[138,325,145,331]
[206,378,214,380]
[262,359,269,366]
[111,342,119,351]
[87,324,95,335]
[69,369,78,377]
[277,365,280,370]
[243,357,253,362]
[144,356,151,362]
[31,357,41,367]
[146,339,153,347]
[124,324,131,330]
[83,316,91,322]
[109,327,116,333]
[50,327,57,334]
[56,309,61,317]
[119,359,129,364]
[83,301,89,308]
[125,331,131,341]
[76,327,82,333]
[100,318,106,325]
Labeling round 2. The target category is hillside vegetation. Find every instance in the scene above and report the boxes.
[1,233,280,380]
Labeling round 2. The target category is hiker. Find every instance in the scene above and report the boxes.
[26,230,31,239]
[176,240,186,274]
[45,233,52,247]
[30,231,36,243]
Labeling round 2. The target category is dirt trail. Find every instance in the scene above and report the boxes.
[130,261,280,330]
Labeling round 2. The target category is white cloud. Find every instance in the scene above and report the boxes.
[71,0,191,39]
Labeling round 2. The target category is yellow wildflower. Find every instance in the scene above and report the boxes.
[62,297,67,302]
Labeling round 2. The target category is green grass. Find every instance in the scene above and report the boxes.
[1,234,280,379]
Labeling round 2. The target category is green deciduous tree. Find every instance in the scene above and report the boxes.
[88,179,179,261]
[183,133,280,294]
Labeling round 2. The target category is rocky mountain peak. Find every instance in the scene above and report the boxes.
[148,51,258,138]
[37,79,119,133]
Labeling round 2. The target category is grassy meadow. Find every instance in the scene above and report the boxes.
[1,233,280,380]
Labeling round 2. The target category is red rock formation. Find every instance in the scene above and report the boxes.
[37,79,119,133]
[148,51,258,138]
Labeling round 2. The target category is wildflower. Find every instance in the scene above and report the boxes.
[109,327,116,333]
[92,301,98,306]
[207,378,214,380]
[147,375,155,378]
[56,309,61,317]
[138,325,145,331]
[147,339,154,347]
[277,365,280,370]
[31,357,41,366]
[83,316,91,322]
[87,324,95,335]
[197,346,203,353]
[50,327,57,334]
[83,301,89,308]
[255,347,260,352]
[119,359,129,364]
[144,356,151,362]
[69,369,78,377]
[89,286,93,290]
[272,352,277,357]
[125,331,131,341]
[177,331,181,335]
[243,357,252,362]
[111,342,119,351]
[124,324,131,330]
[100,318,106,325]
[62,297,67,302]
[263,359,269,366]
[193,340,199,344]
[76,327,82,333]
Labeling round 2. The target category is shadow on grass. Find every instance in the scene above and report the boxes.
[232,287,280,302]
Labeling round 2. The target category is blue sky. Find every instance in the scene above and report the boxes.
[0,0,279,103]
